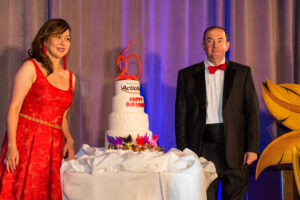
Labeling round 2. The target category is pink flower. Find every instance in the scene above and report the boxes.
[150,134,158,146]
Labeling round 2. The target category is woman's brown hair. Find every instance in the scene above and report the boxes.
[28,18,71,75]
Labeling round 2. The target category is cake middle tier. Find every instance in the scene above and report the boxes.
[112,95,145,113]
[108,112,149,130]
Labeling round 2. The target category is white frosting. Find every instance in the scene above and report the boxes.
[106,80,152,147]
[108,112,149,130]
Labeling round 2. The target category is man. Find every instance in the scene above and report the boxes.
[175,26,260,199]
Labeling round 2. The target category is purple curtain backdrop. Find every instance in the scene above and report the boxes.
[49,0,299,152]
[1,0,299,153]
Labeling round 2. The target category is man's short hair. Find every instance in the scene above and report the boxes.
[203,26,229,42]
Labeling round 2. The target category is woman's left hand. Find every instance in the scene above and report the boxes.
[62,139,76,160]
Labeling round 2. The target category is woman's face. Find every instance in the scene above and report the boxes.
[45,29,71,59]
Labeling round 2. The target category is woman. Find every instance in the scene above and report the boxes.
[0,18,76,199]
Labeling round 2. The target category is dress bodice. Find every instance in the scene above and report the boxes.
[20,59,73,127]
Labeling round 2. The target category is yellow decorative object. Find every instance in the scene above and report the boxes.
[256,79,300,195]
[261,79,300,130]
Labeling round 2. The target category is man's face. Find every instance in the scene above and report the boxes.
[202,28,230,65]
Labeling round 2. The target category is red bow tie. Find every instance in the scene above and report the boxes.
[208,64,226,74]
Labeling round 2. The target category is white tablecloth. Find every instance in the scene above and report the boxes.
[61,144,217,200]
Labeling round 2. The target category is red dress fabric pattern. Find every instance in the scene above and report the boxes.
[0,59,73,200]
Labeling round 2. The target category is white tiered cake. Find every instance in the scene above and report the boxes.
[105,80,153,149]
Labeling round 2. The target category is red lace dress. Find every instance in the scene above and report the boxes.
[0,59,73,200]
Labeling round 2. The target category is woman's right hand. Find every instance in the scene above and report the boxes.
[5,60,35,173]
[4,145,19,173]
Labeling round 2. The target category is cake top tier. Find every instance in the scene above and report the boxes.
[115,80,140,96]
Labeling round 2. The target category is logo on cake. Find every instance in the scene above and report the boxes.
[121,85,140,94]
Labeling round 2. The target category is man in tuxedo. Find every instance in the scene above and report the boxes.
[175,26,260,199]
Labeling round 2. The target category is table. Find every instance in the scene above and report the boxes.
[61,144,217,200]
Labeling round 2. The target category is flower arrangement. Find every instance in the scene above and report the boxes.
[107,133,164,152]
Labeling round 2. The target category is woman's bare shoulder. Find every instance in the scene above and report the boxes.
[19,60,36,74]
[16,60,37,82]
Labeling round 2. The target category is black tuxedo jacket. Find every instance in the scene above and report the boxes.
[175,60,260,169]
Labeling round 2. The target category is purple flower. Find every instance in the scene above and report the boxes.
[115,137,123,145]
[107,135,115,144]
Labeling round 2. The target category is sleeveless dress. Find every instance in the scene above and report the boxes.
[0,59,73,200]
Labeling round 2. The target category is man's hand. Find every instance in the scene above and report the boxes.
[243,152,257,165]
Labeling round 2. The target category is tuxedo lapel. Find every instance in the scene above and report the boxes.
[194,62,206,113]
[223,60,235,109]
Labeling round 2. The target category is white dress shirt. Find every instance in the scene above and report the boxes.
[204,57,225,124]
